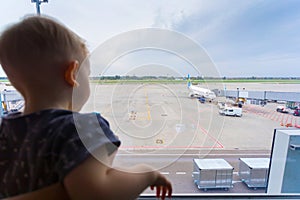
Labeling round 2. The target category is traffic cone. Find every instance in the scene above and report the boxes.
[295,121,300,128]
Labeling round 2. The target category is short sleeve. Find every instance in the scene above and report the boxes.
[53,112,121,181]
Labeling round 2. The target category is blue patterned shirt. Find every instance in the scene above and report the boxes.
[0,109,121,198]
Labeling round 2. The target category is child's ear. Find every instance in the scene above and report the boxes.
[65,61,80,87]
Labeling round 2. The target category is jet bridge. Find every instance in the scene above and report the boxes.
[220,90,300,105]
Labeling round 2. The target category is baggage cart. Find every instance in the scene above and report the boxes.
[239,158,270,189]
[192,158,233,191]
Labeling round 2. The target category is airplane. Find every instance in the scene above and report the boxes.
[187,74,216,101]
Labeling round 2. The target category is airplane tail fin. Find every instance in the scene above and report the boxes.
[187,74,191,88]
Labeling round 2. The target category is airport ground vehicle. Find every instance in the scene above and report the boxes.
[198,97,206,103]
[219,106,242,117]
[276,105,289,113]
[294,108,300,116]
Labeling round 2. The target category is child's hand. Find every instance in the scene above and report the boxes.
[150,172,172,200]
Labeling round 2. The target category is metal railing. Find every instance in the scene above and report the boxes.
[138,194,300,199]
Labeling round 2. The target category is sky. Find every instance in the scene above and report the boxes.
[0,0,300,77]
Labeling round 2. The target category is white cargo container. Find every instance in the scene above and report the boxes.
[192,158,233,190]
[239,158,270,189]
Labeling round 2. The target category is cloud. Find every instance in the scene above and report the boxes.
[160,1,300,77]
[1,0,299,77]
[88,28,221,78]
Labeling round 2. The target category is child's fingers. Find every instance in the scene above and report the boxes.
[168,187,172,198]
[161,187,167,200]
[156,186,161,198]
[168,183,173,198]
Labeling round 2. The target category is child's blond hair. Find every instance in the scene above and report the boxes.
[0,16,87,79]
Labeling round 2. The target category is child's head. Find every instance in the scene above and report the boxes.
[0,15,90,111]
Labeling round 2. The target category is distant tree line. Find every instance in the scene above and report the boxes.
[88,76,300,80]
[1,76,299,81]
[90,75,178,80]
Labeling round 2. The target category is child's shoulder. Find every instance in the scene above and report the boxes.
[1,109,120,153]
[3,109,102,125]
[0,109,110,141]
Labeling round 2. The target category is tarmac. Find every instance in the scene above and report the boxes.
[81,82,300,194]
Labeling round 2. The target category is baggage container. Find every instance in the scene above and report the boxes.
[239,158,270,189]
[192,158,233,190]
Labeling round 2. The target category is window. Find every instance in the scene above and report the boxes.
[1,1,299,199]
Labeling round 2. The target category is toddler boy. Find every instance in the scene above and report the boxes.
[0,16,172,200]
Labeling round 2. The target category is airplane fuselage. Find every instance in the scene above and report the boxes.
[188,85,216,100]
